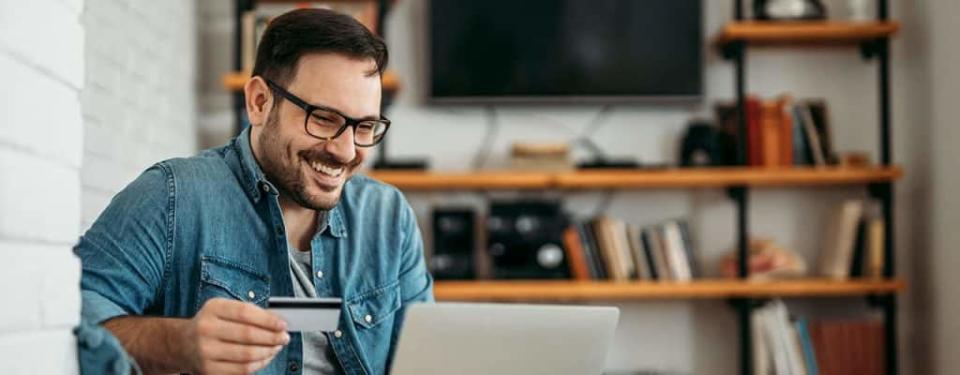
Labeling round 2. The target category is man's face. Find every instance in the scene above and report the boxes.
[253,53,381,210]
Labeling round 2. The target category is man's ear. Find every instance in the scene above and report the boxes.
[244,76,273,128]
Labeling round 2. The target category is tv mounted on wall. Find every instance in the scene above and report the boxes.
[428,0,703,104]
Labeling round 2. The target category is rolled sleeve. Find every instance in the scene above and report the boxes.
[74,165,173,325]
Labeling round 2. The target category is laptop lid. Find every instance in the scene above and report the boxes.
[391,302,620,375]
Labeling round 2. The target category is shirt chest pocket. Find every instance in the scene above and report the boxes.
[197,255,270,310]
[347,282,402,330]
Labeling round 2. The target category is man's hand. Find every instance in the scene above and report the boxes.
[186,298,291,375]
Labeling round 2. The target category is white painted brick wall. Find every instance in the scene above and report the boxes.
[81,0,198,229]
[0,0,84,373]
[1,0,197,372]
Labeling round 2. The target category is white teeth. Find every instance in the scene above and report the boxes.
[310,161,343,177]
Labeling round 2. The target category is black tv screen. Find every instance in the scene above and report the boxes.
[429,0,703,103]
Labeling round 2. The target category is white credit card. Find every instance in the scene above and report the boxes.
[267,297,342,332]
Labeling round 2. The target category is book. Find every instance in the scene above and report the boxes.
[760,100,782,168]
[800,102,827,166]
[755,300,813,375]
[794,319,820,375]
[577,222,606,280]
[777,96,795,166]
[610,219,637,280]
[849,219,868,277]
[562,226,590,281]
[806,100,837,164]
[639,229,661,280]
[867,218,885,278]
[792,103,814,165]
[662,221,692,281]
[627,225,652,280]
[593,217,626,281]
[810,320,885,374]
[819,200,865,279]
[677,220,700,279]
[752,310,771,375]
[644,226,673,280]
[747,96,763,166]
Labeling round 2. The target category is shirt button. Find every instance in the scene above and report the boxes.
[288,360,299,373]
[364,314,373,323]
[261,183,270,193]
[316,270,324,279]
[334,330,343,338]
[247,290,256,300]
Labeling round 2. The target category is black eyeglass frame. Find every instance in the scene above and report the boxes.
[264,79,391,147]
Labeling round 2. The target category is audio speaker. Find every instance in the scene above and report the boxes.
[430,208,476,280]
[486,200,569,279]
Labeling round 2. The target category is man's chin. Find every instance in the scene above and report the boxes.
[299,188,343,211]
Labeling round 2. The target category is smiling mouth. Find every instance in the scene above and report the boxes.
[308,159,345,178]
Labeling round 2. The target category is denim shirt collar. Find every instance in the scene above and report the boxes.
[231,127,347,238]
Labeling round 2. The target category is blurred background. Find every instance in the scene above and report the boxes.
[1,0,958,374]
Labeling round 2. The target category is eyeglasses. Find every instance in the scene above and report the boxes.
[265,79,391,147]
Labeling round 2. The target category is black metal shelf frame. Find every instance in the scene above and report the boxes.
[722,1,896,374]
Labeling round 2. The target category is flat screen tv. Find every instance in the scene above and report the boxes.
[428,0,703,103]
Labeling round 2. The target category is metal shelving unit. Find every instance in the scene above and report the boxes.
[719,1,899,374]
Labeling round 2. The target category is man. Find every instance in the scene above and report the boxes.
[74,9,433,375]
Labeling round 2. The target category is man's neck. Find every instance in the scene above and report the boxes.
[279,196,317,252]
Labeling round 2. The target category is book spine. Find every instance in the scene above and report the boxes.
[562,226,590,281]
[867,218,885,279]
[580,222,606,280]
[640,228,660,280]
[677,220,700,279]
[778,97,794,166]
[795,319,820,375]
[663,221,692,281]
[747,97,763,166]
[792,104,813,165]
[761,100,781,168]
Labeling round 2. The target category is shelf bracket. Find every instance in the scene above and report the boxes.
[721,41,745,61]
[866,293,892,309]
[867,182,892,200]
[727,185,747,201]
[859,38,886,61]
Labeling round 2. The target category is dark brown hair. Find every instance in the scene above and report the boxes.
[252,8,388,89]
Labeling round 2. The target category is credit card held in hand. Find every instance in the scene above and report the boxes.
[267,297,342,332]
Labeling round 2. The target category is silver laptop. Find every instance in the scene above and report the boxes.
[390,303,620,375]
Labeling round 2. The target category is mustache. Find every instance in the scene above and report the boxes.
[298,148,362,170]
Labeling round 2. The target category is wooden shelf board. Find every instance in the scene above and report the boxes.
[718,21,900,45]
[222,70,400,92]
[366,166,902,191]
[434,279,905,302]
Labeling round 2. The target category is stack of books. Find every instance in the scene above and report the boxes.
[753,299,885,375]
[819,199,886,279]
[563,217,699,282]
[716,96,838,168]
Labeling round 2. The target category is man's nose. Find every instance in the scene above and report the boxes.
[324,127,357,163]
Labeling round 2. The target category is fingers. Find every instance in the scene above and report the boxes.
[214,319,290,346]
[211,298,287,331]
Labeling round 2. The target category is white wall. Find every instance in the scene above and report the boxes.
[0,0,85,373]
[80,0,198,229]
[0,0,197,372]
[926,0,960,373]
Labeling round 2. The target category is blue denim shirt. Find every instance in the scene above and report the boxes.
[74,128,434,375]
